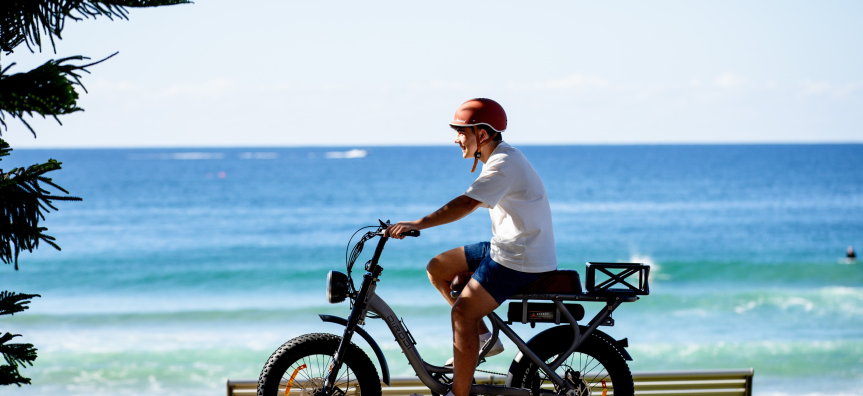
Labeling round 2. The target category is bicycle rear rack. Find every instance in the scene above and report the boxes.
[585,262,650,296]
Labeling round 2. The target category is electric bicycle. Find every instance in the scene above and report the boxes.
[258,220,649,396]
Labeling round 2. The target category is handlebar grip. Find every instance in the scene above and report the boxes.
[402,230,420,237]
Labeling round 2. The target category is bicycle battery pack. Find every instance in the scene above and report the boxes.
[506,302,585,324]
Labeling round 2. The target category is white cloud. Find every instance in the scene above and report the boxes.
[158,78,241,98]
[89,78,245,99]
[87,78,305,101]
[714,72,741,88]
[91,80,138,92]
[833,82,863,97]
[797,80,863,97]
[799,80,832,96]
[409,80,471,91]
[531,73,610,90]
[259,83,293,93]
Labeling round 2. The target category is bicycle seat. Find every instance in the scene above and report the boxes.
[450,270,583,295]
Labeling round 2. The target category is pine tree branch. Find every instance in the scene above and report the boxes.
[0,333,37,387]
[0,53,116,137]
[0,139,81,269]
[0,342,37,368]
[0,364,32,386]
[0,292,40,317]
[1,0,191,54]
[0,0,186,390]
[0,141,9,160]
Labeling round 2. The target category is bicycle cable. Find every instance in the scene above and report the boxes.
[344,224,384,309]
[343,222,393,317]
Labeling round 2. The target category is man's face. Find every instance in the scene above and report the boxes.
[453,126,476,159]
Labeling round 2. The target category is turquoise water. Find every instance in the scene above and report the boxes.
[1,144,862,395]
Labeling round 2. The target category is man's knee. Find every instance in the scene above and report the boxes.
[427,255,444,278]
[451,297,488,324]
[452,281,500,324]
[426,255,441,277]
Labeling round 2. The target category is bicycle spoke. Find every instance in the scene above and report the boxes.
[296,357,315,382]
[335,366,351,382]
[533,352,614,396]
[579,355,594,374]
[335,368,354,388]
[281,354,346,393]
[286,359,309,383]
[583,358,601,375]
[579,353,582,376]
[588,370,609,389]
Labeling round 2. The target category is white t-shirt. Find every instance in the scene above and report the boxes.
[463,142,558,273]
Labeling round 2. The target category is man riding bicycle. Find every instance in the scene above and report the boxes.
[386,98,557,396]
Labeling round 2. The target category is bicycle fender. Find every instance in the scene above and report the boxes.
[613,336,633,361]
[565,327,633,361]
[318,314,391,385]
[522,326,633,362]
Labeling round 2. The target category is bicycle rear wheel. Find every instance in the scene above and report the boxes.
[258,333,381,396]
[507,326,633,396]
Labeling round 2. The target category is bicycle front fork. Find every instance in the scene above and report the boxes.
[323,275,376,393]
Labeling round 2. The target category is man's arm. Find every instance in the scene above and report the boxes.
[385,195,483,239]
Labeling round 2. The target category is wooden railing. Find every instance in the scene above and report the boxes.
[228,368,753,396]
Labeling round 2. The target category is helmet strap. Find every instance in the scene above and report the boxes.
[471,126,498,173]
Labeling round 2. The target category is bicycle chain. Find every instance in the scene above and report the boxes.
[474,368,507,377]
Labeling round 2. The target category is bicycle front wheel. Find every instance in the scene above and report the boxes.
[507,326,633,396]
[258,333,381,396]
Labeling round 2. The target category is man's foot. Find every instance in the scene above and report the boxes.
[444,332,504,366]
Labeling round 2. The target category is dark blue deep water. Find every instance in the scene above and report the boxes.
[1,144,862,395]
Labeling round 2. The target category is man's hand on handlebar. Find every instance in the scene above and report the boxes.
[384,221,420,240]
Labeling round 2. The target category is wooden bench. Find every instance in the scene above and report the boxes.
[227,368,753,396]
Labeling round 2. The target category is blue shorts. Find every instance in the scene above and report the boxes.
[464,242,546,305]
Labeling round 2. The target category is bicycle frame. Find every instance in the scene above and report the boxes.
[323,233,638,396]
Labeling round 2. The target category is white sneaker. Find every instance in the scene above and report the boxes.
[445,332,504,366]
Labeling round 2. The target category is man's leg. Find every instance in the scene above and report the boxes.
[450,279,499,396]
[427,247,491,334]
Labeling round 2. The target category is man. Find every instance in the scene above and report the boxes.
[386,98,557,396]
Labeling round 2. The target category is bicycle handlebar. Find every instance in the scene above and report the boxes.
[375,227,420,238]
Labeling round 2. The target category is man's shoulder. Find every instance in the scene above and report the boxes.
[489,142,529,167]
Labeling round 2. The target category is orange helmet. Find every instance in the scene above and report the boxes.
[450,98,507,172]
[449,98,507,133]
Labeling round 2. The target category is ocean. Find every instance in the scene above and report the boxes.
[1,144,861,395]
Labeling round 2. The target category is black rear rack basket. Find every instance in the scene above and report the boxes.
[585,262,650,296]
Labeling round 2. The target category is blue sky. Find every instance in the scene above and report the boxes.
[3,0,862,148]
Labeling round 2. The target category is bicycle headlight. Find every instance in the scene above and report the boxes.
[327,270,349,304]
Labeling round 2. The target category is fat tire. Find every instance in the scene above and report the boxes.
[258,333,381,396]
[507,326,633,396]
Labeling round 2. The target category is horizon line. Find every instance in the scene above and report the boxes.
[8,141,863,150]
